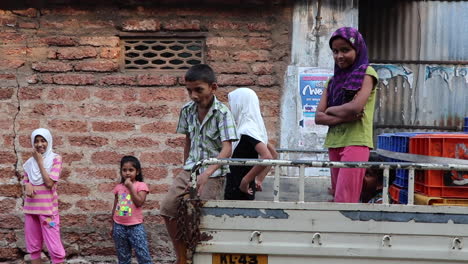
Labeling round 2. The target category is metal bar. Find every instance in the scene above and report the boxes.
[199,158,468,171]
[273,165,280,202]
[371,60,468,65]
[408,169,415,205]
[299,165,305,203]
[374,124,459,131]
[382,167,390,205]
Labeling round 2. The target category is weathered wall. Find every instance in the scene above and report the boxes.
[0,2,292,263]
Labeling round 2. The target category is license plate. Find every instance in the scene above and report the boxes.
[212,253,268,264]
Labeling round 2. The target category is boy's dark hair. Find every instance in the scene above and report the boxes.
[120,155,144,183]
[185,64,216,84]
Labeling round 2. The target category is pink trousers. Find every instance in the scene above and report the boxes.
[329,146,370,203]
[24,214,66,264]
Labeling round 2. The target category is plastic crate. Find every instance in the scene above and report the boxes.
[389,184,401,203]
[414,193,468,206]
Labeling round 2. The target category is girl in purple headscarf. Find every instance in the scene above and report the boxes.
[315,27,379,203]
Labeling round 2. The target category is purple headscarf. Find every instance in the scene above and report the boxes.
[327,27,369,107]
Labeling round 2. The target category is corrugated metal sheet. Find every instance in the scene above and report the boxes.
[359,0,468,134]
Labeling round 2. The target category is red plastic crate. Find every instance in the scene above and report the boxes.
[409,134,468,198]
[389,184,401,203]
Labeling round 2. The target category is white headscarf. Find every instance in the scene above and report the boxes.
[228,88,268,152]
[23,128,57,185]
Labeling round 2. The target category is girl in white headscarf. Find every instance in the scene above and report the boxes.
[225,88,278,200]
[23,128,66,264]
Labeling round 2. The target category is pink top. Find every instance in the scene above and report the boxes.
[112,181,149,226]
[23,156,62,216]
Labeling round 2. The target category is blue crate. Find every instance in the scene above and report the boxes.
[399,188,408,204]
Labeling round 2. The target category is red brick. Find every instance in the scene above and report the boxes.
[12,8,38,17]
[0,152,16,164]
[19,134,30,148]
[75,168,118,180]
[48,87,90,101]
[261,104,280,117]
[125,105,170,119]
[99,47,121,59]
[0,247,20,260]
[58,183,90,196]
[141,121,176,134]
[0,198,17,213]
[0,16,17,27]
[140,151,183,165]
[208,21,241,30]
[39,74,54,84]
[69,136,109,147]
[19,21,39,29]
[207,50,230,61]
[84,104,121,117]
[61,152,84,164]
[211,63,249,74]
[145,215,164,224]
[27,74,39,84]
[136,74,178,86]
[99,75,136,86]
[94,88,137,102]
[0,32,26,44]
[98,182,115,193]
[207,37,247,48]
[148,183,170,194]
[0,59,24,70]
[0,184,21,197]
[121,19,161,31]
[55,47,97,60]
[251,62,275,75]
[48,120,87,132]
[165,136,185,148]
[139,88,188,103]
[31,103,65,116]
[91,151,122,164]
[0,230,16,243]
[217,74,255,86]
[233,50,270,62]
[18,119,40,131]
[248,22,272,31]
[163,19,201,31]
[42,36,77,46]
[88,214,113,229]
[144,199,160,210]
[76,199,112,212]
[61,214,88,228]
[32,61,72,72]
[52,74,95,85]
[255,89,281,101]
[78,36,119,47]
[0,118,12,130]
[92,121,134,132]
[116,137,159,148]
[248,37,273,49]
[143,167,168,181]
[0,167,16,181]
[3,135,14,148]
[18,87,43,100]
[0,46,31,56]
[257,75,277,86]
[59,201,72,212]
[0,88,14,100]
[74,60,119,72]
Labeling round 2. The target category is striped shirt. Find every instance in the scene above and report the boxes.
[23,156,62,215]
[176,96,238,177]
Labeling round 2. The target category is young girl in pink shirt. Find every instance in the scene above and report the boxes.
[23,128,66,264]
[111,156,152,264]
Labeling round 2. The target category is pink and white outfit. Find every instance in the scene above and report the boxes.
[23,128,66,263]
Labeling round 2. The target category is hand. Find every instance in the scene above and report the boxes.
[239,178,253,195]
[124,178,133,188]
[25,183,35,197]
[32,151,43,164]
[255,179,263,192]
[196,172,209,196]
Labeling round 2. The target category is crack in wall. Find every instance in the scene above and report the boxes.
[13,70,21,183]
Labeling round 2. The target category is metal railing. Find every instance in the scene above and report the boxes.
[191,158,468,205]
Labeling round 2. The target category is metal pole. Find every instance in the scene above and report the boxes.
[299,165,305,203]
[408,169,415,205]
[382,167,390,205]
[273,165,280,202]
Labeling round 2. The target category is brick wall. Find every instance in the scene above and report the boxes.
[0,2,291,263]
